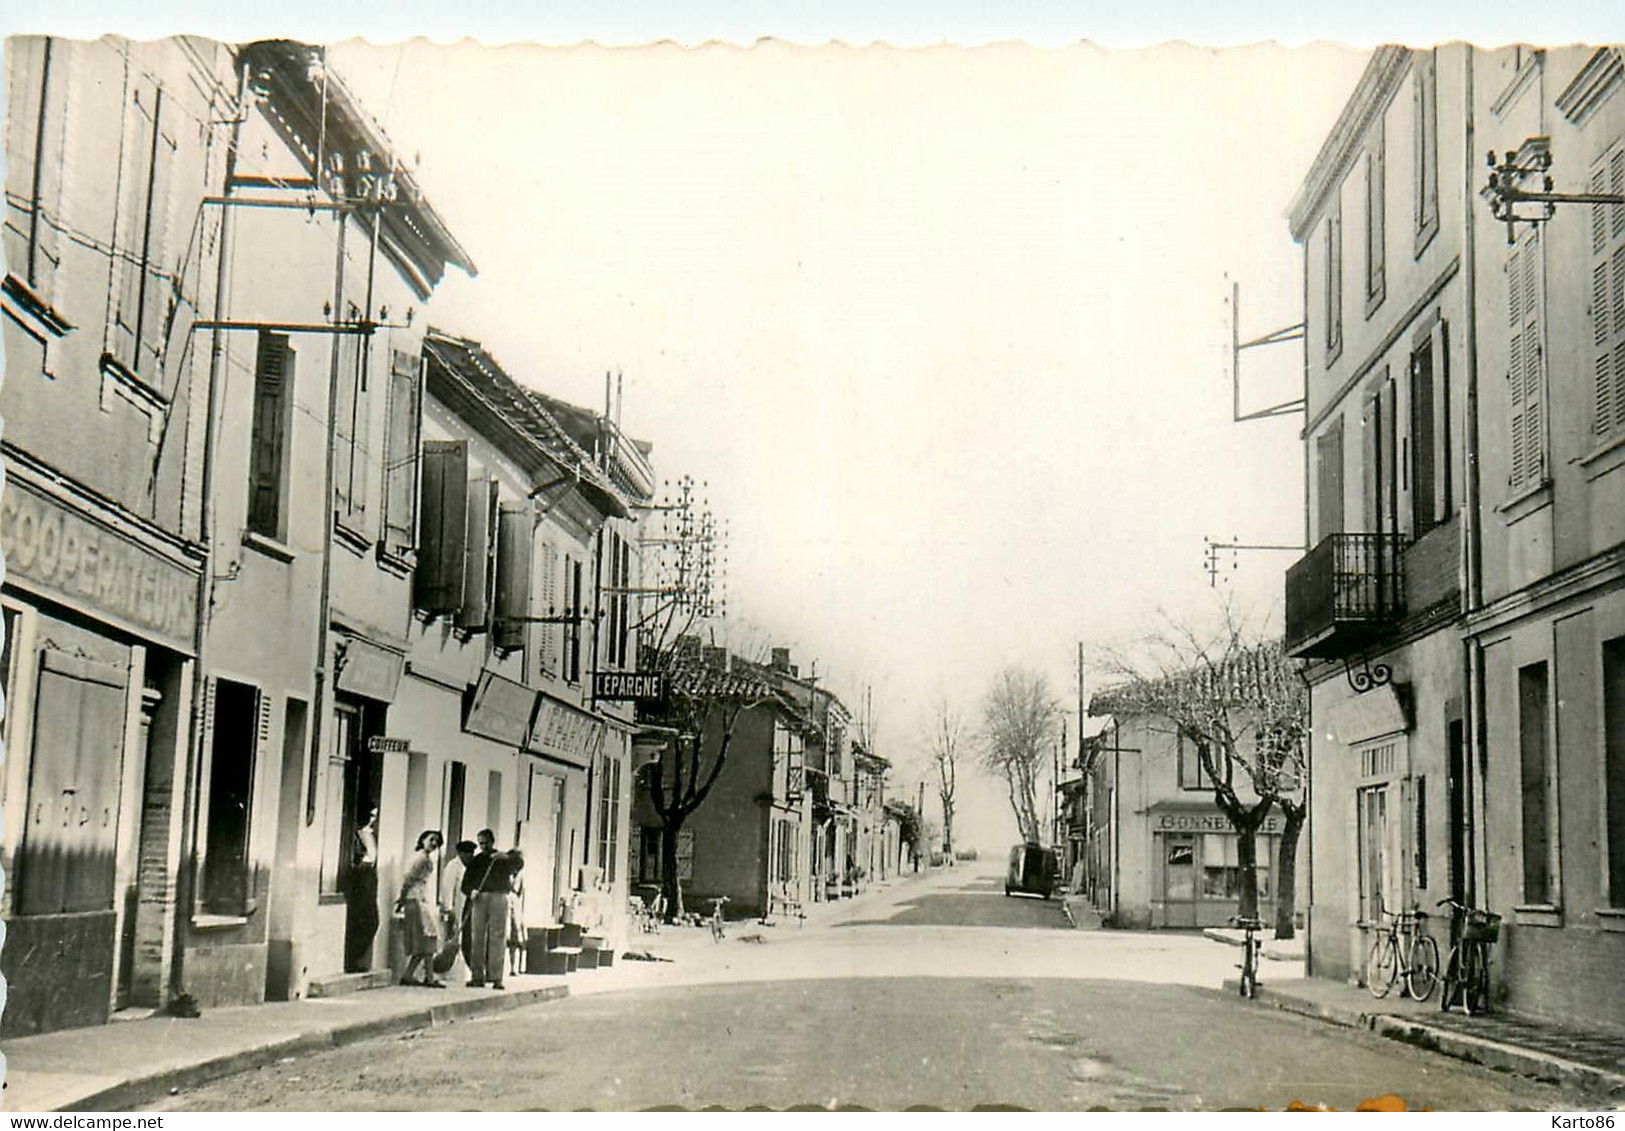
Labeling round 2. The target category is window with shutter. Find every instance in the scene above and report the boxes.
[1324,202,1344,360]
[1315,416,1344,542]
[534,541,559,678]
[1365,125,1386,311]
[382,348,423,557]
[1589,141,1625,444]
[457,477,498,631]
[564,555,583,684]
[109,76,176,378]
[1414,51,1439,253]
[494,503,533,652]
[617,534,633,668]
[200,679,262,916]
[1506,227,1548,491]
[6,37,71,301]
[413,440,469,615]
[247,332,294,540]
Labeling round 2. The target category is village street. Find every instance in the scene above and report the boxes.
[143,861,1577,1112]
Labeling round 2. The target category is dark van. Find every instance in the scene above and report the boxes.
[1004,842,1059,899]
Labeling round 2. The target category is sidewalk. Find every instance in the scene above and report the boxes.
[2,866,949,1112]
[1234,972,1625,1101]
[1202,926,1306,963]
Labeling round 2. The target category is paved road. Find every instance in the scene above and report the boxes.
[147,862,1578,1112]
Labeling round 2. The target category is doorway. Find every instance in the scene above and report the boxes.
[1162,836,1197,928]
[517,765,563,925]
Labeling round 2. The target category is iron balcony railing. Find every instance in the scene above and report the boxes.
[1285,532,1406,658]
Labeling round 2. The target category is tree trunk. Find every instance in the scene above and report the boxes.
[941,800,954,856]
[660,821,685,922]
[1274,799,1305,940]
[1236,824,1260,920]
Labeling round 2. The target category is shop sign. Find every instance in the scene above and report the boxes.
[335,636,406,702]
[367,736,411,755]
[1,477,198,652]
[1155,812,1281,834]
[592,670,669,703]
[528,693,607,766]
[464,670,538,746]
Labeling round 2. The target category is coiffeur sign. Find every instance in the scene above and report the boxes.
[1,477,198,653]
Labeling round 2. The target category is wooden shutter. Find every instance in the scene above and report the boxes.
[1380,373,1398,536]
[1366,129,1385,300]
[332,333,359,516]
[248,333,293,538]
[536,541,559,677]
[457,476,498,631]
[351,340,372,526]
[1362,391,1379,533]
[383,349,423,554]
[110,76,163,370]
[1590,145,1625,441]
[413,440,469,614]
[1410,343,1436,534]
[1315,417,1344,542]
[617,534,632,667]
[1507,229,1546,489]
[135,85,177,377]
[494,503,533,651]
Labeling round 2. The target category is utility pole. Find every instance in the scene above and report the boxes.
[917,777,926,871]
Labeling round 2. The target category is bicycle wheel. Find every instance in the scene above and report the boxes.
[1440,945,1461,1012]
[1406,935,1440,1002]
[1463,944,1489,1015]
[1367,933,1398,998]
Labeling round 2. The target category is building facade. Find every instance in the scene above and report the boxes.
[1287,45,1625,1033]
[1,36,233,1036]
[1079,713,1302,930]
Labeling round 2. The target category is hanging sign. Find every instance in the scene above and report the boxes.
[592,670,669,703]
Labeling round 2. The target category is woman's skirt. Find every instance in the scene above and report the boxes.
[401,898,441,957]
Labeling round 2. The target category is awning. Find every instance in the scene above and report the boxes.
[335,635,405,703]
[463,669,537,746]
[1326,684,1408,746]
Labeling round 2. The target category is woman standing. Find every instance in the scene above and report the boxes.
[397,830,446,987]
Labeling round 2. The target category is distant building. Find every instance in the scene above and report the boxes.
[1078,708,1303,930]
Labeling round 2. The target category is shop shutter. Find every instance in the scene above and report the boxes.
[19,651,129,915]
[413,440,469,614]
[494,503,533,651]
[457,476,498,631]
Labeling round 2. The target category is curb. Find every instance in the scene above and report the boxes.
[1229,981,1625,1099]
[59,983,570,1112]
[1201,929,1304,964]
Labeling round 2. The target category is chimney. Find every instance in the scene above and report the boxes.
[771,647,791,673]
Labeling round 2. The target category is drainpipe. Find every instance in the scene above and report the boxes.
[1460,47,1487,911]
[173,55,250,1002]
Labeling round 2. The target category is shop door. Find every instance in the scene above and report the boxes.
[518,767,563,924]
[2,651,128,1036]
[1162,836,1197,928]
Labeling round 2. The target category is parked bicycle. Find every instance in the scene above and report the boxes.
[1233,915,1265,999]
[707,895,731,942]
[1365,900,1439,1001]
[1436,897,1501,1015]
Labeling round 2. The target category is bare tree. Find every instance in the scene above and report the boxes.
[979,667,1060,844]
[1095,603,1307,937]
[928,699,962,857]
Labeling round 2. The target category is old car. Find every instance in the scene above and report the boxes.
[1004,842,1059,899]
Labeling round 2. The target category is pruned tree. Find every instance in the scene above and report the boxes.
[1095,603,1307,937]
[979,666,1060,845]
[928,699,962,857]
[640,644,776,920]
[629,475,775,920]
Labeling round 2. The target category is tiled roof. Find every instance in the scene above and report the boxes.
[423,330,630,519]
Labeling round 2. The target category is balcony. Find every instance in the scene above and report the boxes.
[1285,532,1406,659]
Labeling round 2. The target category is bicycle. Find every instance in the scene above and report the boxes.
[1233,916,1265,999]
[1436,897,1500,1015]
[707,895,730,942]
[1365,900,1439,1001]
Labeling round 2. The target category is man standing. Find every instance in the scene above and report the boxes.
[465,828,524,989]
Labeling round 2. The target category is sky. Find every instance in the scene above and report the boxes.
[9,2,1625,853]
